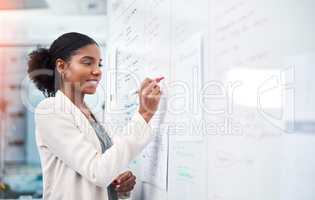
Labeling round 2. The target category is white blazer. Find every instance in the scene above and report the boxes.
[34,90,153,200]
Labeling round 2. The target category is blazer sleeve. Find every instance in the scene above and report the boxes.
[35,107,153,188]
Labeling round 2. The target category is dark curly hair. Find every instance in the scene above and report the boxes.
[27,32,98,97]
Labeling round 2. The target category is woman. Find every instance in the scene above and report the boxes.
[27,32,161,200]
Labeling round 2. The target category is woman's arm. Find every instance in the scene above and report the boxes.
[35,77,162,188]
[35,108,153,188]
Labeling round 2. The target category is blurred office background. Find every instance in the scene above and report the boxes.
[0,0,107,198]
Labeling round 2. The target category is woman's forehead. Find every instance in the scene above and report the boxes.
[74,44,101,59]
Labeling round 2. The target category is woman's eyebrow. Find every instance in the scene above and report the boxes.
[81,56,102,62]
[81,56,94,60]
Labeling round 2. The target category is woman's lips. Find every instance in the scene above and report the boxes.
[85,80,99,87]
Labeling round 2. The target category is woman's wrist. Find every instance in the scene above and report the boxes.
[138,109,154,123]
[117,191,131,199]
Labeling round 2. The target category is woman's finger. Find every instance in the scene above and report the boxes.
[113,171,132,185]
[116,181,136,193]
[150,86,161,96]
[118,174,136,188]
[143,80,158,95]
[118,171,132,183]
[141,78,152,89]
[115,175,136,192]
[115,177,136,192]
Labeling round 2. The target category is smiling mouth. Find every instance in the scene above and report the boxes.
[85,80,99,86]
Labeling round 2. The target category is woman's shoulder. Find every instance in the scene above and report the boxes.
[35,97,55,115]
[34,96,75,126]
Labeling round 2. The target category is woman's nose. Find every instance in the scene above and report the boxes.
[92,67,102,76]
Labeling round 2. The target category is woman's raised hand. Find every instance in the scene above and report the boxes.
[138,77,164,123]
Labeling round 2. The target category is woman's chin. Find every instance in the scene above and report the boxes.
[82,87,97,94]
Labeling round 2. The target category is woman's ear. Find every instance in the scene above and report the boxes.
[55,58,67,74]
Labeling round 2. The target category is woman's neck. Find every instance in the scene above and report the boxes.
[61,88,86,109]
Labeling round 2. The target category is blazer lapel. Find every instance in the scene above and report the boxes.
[54,90,102,153]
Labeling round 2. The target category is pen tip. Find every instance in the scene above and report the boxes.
[156,77,165,82]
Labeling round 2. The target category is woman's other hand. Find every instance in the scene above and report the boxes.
[112,171,136,193]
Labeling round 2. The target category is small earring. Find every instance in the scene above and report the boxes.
[60,72,65,90]
[61,72,65,81]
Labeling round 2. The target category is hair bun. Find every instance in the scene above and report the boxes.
[27,47,55,97]
[28,48,51,70]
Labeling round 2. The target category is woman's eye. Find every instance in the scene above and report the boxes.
[83,62,92,65]
[98,64,103,67]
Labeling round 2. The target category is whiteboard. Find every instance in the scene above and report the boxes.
[106,0,315,199]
